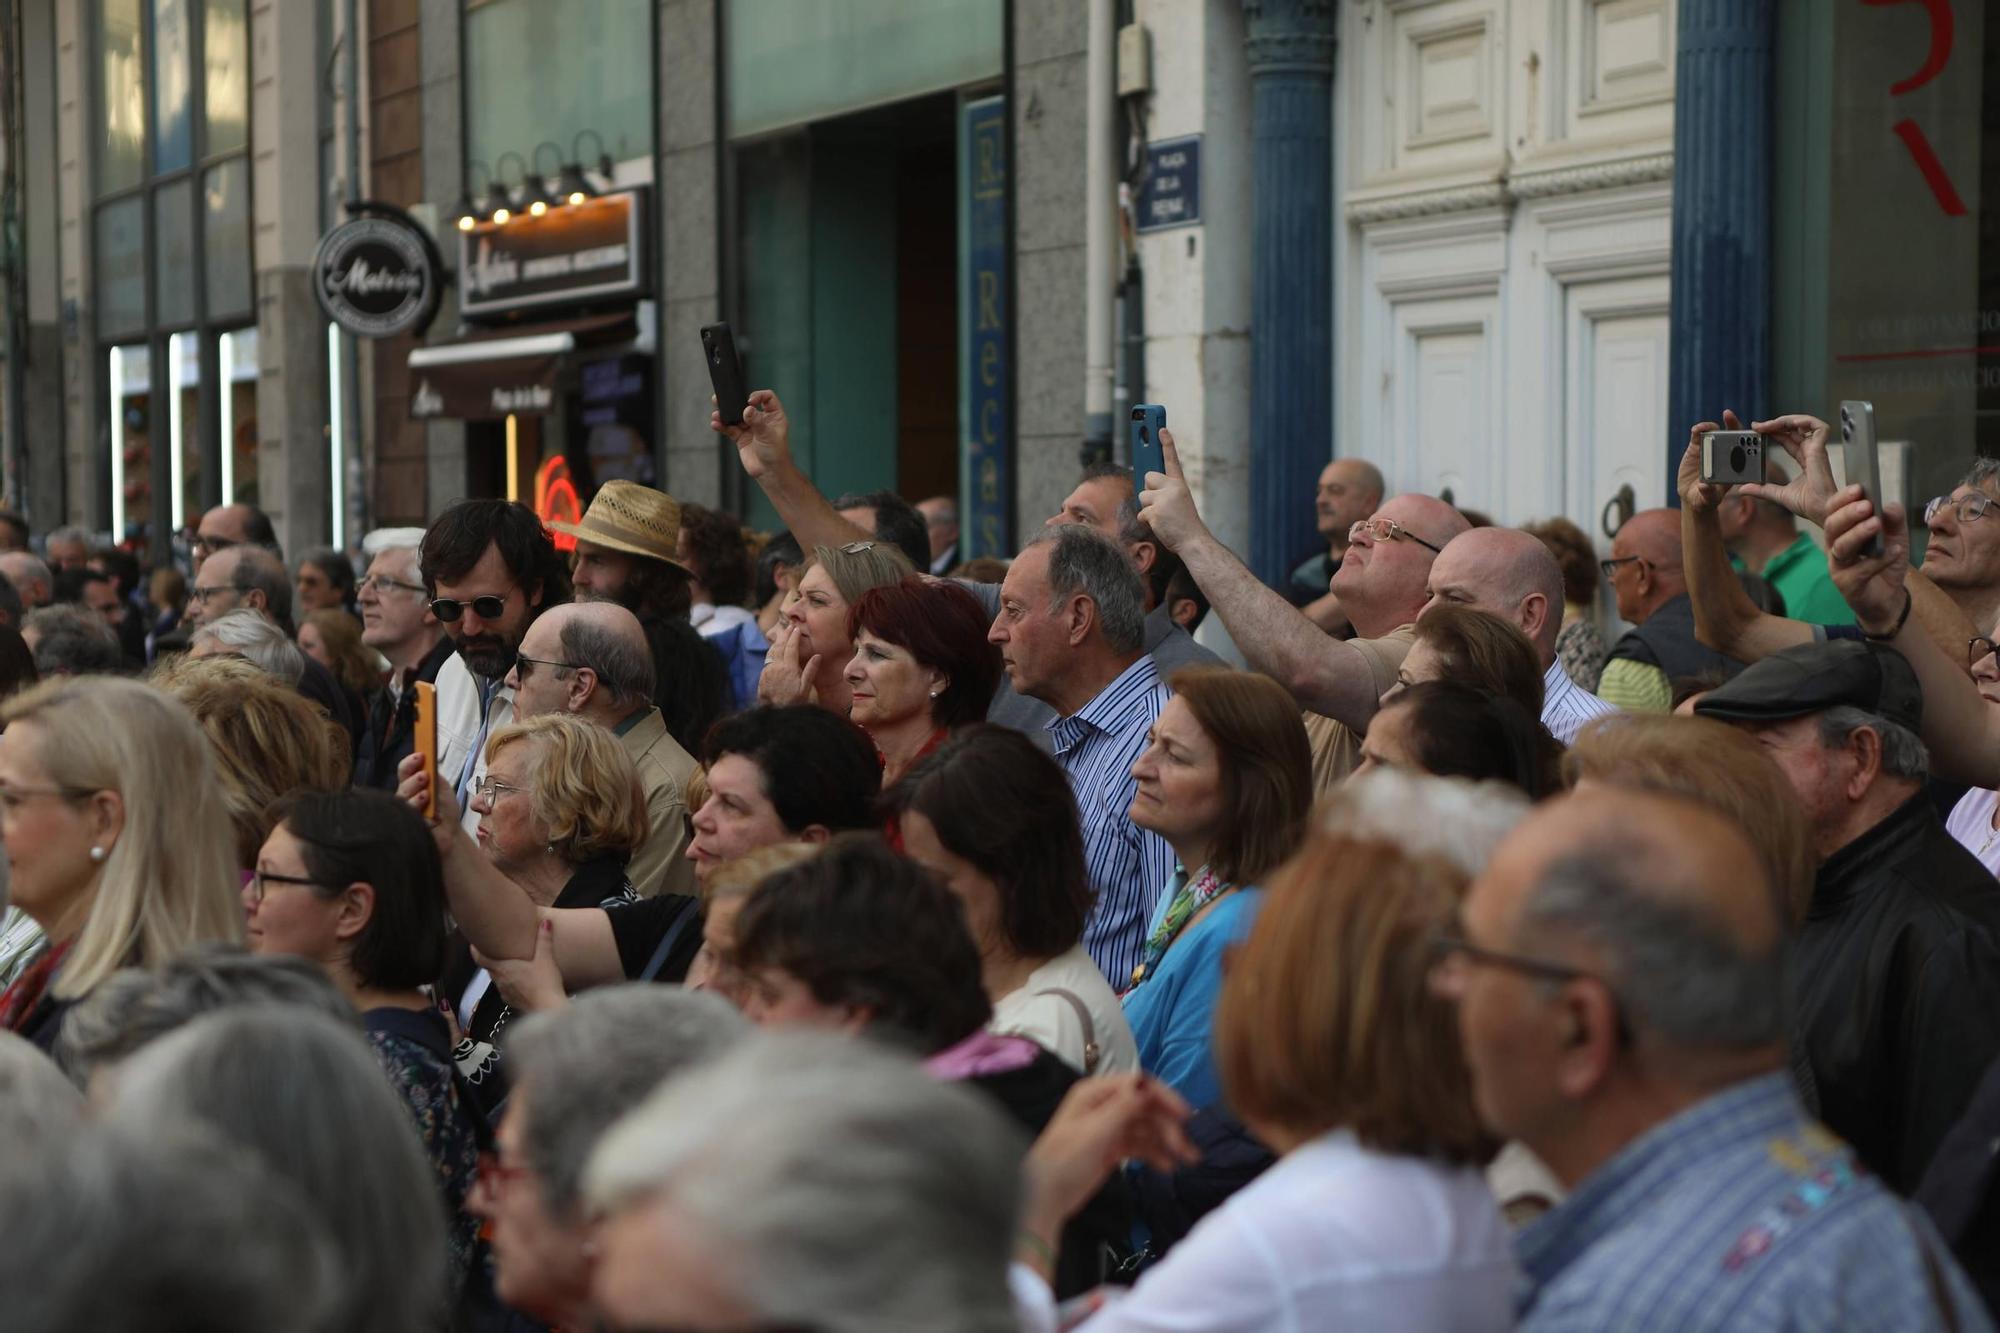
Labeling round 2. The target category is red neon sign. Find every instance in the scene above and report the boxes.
[535,455,582,551]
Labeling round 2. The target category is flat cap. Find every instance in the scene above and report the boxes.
[1693,638,1921,734]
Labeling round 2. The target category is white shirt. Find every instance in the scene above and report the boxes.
[1541,659,1618,746]
[1013,1130,1516,1333]
[690,602,758,639]
[1946,787,2000,880]
[435,651,516,837]
[989,946,1139,1075]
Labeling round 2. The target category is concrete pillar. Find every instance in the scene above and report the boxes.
[1666,0,1773,487]
[53,0,98,531]
[658,0,723,508]
[1241,0,1333,588]
[19,0,63,525]
[251,0,334,554]
[419,0,465,515]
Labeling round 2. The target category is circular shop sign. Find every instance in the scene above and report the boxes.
[314,215,440,338]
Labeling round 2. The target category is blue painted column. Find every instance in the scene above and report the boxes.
[1666,0,1774,498]
[1243,0,1335,588]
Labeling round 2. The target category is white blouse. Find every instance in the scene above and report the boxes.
[1014,1130,1516,1333]
[989,946,1139,1075]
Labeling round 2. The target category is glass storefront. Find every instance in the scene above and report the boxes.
[1776,0,1998,550]
[91,0,255,550]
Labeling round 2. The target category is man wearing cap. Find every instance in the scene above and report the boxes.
[1695,639,2000,1193]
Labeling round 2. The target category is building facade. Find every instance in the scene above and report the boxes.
[2,0,1994,580]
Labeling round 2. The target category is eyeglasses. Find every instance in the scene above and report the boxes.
[1598,555,1641,579]
[245,868,328,907]
[1348,517,1444,554]
[428,593,511,623]
[189,583,248,604]
[473,776,528,802]
[192,534,240,557]
[514,654,580,681]
[358,574,426,596]
[1430,930,1633,1046]
[1925,494,1995,529]
[839,541,878,555]
[1971,636,1997,669]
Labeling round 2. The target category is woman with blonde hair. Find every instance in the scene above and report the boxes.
[299,606,381,709]
[153,655,350,869]
[0,676,241,1052]
[758,540,913,714]
[1017,771,1524,1331]
[1565,713,1815,926]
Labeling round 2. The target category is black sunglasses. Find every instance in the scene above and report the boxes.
[429,593,510,623]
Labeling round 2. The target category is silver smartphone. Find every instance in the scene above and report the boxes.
[1838,400,1885,559]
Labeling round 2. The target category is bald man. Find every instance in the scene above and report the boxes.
[505,601,698,898]
[1419,527,1618,743]
[1288,458,1385,629]
[1597,508,1740,713]
[1440,788,1987,1329]
[1141,432,1469,782]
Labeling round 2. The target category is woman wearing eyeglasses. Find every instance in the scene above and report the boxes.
[758,541,913,716]
[242,786,483,1308]
[445,713,651,1120]
[0,677,242,1053]
[1943,629,2000,877]
[1123,668,1313,1110]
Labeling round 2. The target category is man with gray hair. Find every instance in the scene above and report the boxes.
[186,543,361,749]
[21,604,124,677]
[1437,786,1988,1329]
[1418,526,1617,744]
[583,1031,1022,1333]
[988,523,1174,983]
[477,986,744,1328]
[1695,639,2000,1192]
[42,525,92,573]
[504,601,700,897]
[354,527,451,789]
[188,608,306,683]
[0,550,52,610]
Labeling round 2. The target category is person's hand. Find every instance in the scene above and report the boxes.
[1742,413,1839,527]
[1023,1075,1197,1233]
[1677,417,1730,515]
[396,752,467,861]
[1136,427,1211,554]
[756,618,822,707]
[1824,484,1911,633]
[476,917,568,1013]
[710,388,793,481]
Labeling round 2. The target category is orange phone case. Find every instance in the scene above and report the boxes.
[413,680,439,819]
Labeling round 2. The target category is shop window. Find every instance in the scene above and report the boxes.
[94,199,147,339]
[151,0,193,173]
[97,0,146,195]
[463,0,655,173]
[202,158,251,318]
[108,345,152,544]
[202,0,248,154]
[154,179,196,327]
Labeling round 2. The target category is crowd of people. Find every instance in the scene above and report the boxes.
[0,390,1996,1331]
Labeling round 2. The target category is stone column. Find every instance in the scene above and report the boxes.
[658,0,723,507]
[1242,0,1333,588]
[1666,0,1773,489]
[418,0,466,514]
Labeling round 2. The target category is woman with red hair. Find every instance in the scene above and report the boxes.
[842,577,1003,789]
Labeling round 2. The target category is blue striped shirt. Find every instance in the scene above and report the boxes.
[1517,1072,1990,1332]
[1047,654,1177,987]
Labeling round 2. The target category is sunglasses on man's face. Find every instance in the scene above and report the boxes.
[429,593,510,623]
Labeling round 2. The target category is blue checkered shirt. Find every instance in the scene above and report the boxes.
[1517,1072,1991,1332]
[1047,654,1176,988]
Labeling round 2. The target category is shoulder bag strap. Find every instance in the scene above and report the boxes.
[638,899,701,983]
[1034,986,1100,1075]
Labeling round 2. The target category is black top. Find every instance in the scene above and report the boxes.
[354,636,456,790]
[1796,791,2000,1192]
[1917,1051,2000,1318]
[298,654,363,757]
[607,893,705,983]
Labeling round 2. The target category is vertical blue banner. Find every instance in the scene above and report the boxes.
[959,95,1009,559]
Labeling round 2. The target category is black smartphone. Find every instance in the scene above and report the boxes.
[1131,404,1167,480]
[700,322,749,426]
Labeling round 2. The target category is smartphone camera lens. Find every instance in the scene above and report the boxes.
[1730,445,1747,474]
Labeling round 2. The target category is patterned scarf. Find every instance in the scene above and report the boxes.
[0,937,71,1034]
[1127,864,1227,992]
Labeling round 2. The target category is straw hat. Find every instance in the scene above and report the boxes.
[548,480,690,570]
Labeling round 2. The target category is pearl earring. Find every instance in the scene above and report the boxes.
[89,846,107,864]
[928,690,940,699]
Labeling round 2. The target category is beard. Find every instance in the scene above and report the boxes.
[452,631,518,680]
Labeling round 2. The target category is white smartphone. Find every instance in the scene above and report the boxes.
[1838,400,1885,559]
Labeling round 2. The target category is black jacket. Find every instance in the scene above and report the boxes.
[1605,592,1743,684]
[1795,791,2000,1193]
[1917,1051,2000,1319]
[354,637,456,790]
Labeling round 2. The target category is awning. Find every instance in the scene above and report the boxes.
[407,310,639,421]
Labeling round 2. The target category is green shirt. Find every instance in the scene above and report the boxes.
[1761,532,1856,627]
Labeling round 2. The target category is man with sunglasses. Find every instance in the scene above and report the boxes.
[420,500,572,835]
[1439,786,1988,1330]
[353,528,452,790]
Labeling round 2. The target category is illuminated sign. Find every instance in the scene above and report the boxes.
[535,455,583,550]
